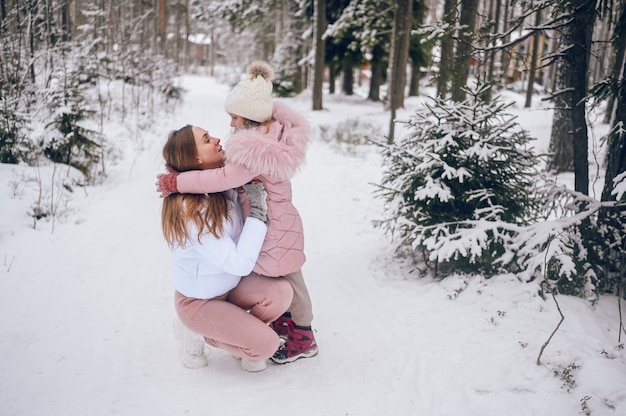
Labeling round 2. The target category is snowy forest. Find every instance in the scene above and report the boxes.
[2,0,625,301]
[2,0,626,414]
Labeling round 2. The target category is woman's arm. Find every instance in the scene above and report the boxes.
[189,217,267,276]
[177,163,256,194]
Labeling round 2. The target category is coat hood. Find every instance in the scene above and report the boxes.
[225,101,310,181]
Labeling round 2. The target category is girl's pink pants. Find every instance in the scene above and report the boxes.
[175,272,293,360]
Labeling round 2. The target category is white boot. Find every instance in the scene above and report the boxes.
[240,358,267,372]
[173,319,208,369]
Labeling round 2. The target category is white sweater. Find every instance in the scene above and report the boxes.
[170,190,267,299]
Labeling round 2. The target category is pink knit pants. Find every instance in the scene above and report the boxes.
[175,272,293,360]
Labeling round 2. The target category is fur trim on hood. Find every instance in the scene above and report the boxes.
[225,101,310,180]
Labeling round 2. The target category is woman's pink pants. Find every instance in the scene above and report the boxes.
[175,272,293,360]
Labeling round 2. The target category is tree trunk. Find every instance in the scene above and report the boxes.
[390,0,412,109]
[482,0,500,102]
[450,0,478,102]
[368,43,384,101]
[209,29,215,76]
[597,29,626,290]
[409,61,420,96]
[387,0,413,142]
[158,0,167,54]
[547,0,596,197]
[342,61,353,95]
[387,10,397,141]
[548,84,575,172]
[525,8,541,108]
[60,1,70,42]
[569,0,596,195]
[500,0,511,84]
[312,0,326,110]
[601,20,626,203]
[600,91,626,204]
[437,0,455,98]
[602,11,625,124]
[183,0,190,71]
[28,5,36,85]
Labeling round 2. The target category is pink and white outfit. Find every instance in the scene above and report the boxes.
[172,190,293,361]
[175,101,314,326]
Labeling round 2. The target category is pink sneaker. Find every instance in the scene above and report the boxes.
[270,324,318,364]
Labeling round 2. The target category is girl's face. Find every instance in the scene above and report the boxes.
[229,114,245,131]
[192,126,224,169]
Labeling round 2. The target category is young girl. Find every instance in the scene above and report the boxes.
[157,61,318,364]
[161,124,293,372]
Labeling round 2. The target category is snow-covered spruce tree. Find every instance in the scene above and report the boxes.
[0,98,33,164]
[42,55,101,182]
[374,82,541,277]
[0,30,35,164]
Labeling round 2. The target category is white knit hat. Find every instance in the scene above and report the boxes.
[224,61,275,123]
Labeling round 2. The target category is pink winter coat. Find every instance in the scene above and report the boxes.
[176,101,310,277]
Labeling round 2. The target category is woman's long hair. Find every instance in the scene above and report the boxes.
[161,125,230,248]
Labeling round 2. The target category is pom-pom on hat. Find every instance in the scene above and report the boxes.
[225,61,275,123]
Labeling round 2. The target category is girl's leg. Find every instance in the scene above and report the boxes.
[270,270,318,364]
[283,270,313,326]
[227,272,293,324]
[175,291,279,360]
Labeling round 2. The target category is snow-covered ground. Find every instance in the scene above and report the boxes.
[1,74,625,416]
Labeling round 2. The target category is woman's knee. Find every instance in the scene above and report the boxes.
[255,329,282,359]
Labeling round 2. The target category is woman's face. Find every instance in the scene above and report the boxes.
[229,114,245,131]
[192,126,224,169]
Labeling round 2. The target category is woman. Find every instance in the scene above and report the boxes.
[161,125,293,372]
[157,61,318,364]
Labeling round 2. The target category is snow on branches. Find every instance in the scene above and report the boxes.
[373,82,541,277]
[374,81,626,300]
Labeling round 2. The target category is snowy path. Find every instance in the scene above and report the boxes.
[1,75,625,416]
